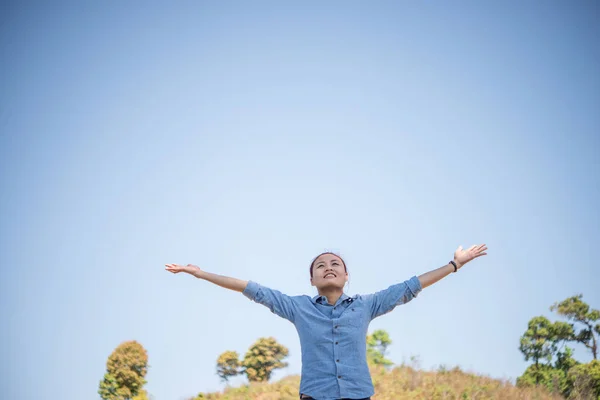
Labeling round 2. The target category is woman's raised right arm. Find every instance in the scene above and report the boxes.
[165,263,248,292]
[166,263,297,322]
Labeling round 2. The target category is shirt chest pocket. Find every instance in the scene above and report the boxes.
[340,302,367,329]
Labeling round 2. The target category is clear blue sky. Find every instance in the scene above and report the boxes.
[1,2,599,399]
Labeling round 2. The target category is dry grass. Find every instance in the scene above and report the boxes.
[194,364,564,400]
[370,364,564,400]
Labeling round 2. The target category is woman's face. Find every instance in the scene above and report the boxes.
[310,253,348,290]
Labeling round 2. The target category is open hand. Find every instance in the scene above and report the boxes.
[165,263,198,274]
[454,244,487,268]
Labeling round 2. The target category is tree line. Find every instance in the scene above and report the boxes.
[97,295,599,399]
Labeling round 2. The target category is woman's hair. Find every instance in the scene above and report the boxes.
[309,252,347,277]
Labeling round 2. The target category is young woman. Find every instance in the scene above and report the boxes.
[165,244,487,400]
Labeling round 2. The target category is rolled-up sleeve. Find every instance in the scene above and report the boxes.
[242,281,296,323]
[365,276,422,320]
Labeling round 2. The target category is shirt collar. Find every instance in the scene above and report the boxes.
[312,292,352,305]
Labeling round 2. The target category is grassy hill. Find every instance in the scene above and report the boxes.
[193,364,563,400]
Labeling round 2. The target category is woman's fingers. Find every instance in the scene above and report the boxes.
[469,244,487,254]
[165,263,183,273]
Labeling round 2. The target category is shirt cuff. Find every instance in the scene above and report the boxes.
[242,280,260,300]
[407,276,422,296]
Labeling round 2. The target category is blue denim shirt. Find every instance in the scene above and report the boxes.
[242,276,422,400]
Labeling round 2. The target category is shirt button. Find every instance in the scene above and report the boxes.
[335,341,339,345]
[352,308,355,311]
[338,375,342,379]
[335,325,339,329]
[336,359,340,362]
